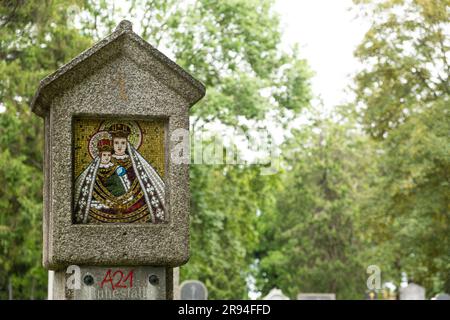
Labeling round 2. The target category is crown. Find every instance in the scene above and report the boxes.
[108,123,131,138]
[97,138,112,152]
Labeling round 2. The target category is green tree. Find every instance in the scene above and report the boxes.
[256,112,376,299]
[187,162,281,299]
[161,0,312,298]
[352,0,449,296]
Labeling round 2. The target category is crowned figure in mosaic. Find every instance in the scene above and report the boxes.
[74,123,165,224]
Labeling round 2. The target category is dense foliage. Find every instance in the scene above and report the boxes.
[0,0,447,299]
[352,0,449,295]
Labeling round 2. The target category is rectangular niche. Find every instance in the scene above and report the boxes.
[73,118,166,224]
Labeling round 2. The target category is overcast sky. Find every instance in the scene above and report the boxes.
[274,0,370,110]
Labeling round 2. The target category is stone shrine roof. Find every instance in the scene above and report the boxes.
[31,20,206,117]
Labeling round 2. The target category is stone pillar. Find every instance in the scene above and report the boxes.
[30,20,205,300]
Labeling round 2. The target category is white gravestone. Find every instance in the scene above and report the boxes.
[399,283,426,300]
[263,288,290,300]
[297,293,336,300]
[180,280,208,300]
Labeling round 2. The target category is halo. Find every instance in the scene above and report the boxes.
[88,131,112,159]
[99,120,142,150]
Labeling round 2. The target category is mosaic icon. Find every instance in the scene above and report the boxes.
[73,119,165,224]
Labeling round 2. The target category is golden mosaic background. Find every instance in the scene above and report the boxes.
[73,118,165,179]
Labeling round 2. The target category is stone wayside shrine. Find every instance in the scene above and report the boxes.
[30,20,205,299]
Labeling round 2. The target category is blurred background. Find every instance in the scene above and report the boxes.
[0,0,448,299]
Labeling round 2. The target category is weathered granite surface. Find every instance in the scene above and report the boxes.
[31,20,205,116]
[49,266,170,300]
[31,20,205,270]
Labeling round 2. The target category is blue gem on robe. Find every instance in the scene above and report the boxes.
[116,166,127,176]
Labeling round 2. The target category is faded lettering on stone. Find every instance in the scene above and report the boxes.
[73,266,165,300]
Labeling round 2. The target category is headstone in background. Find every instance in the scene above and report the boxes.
[263,288,290,300]
[179,280,208,300]
[31,20,205,300]
[297,293,336,300]
[399,283,426,300]
[432,293,450,300]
